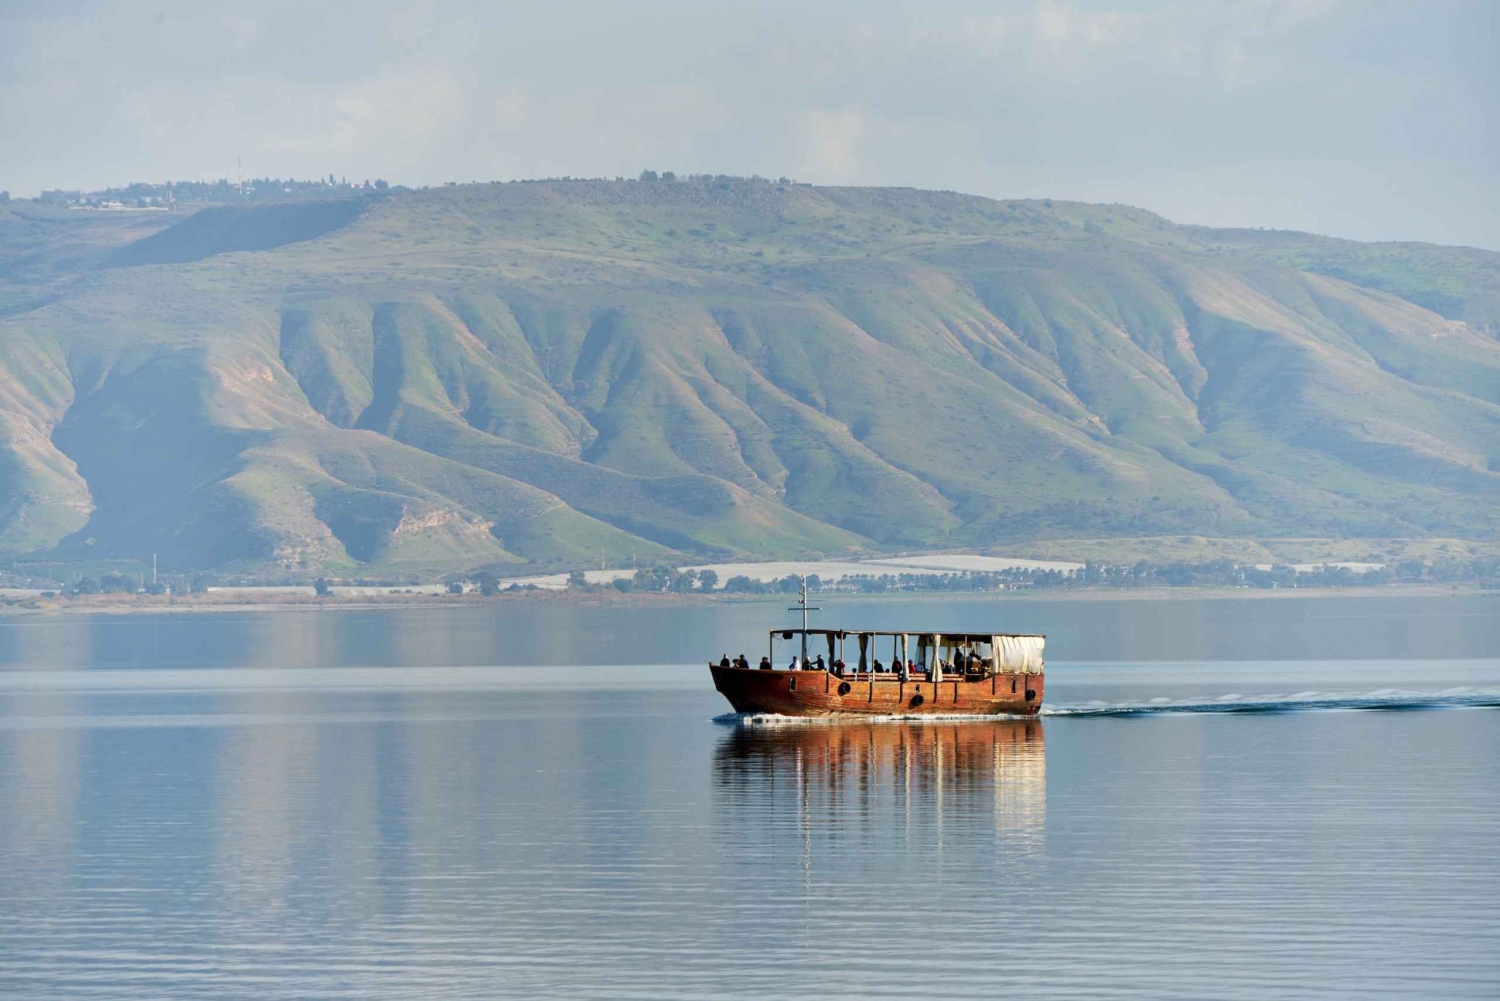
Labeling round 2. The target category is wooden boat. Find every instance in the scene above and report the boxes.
[710,579,1044,717]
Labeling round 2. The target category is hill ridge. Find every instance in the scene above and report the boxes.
[0,178,1496,573]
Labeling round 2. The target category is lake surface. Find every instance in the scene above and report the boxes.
[0,593,1497,998]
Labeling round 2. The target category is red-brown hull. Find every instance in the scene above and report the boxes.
[711,665,1043,717]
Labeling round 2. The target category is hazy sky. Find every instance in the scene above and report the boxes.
[4,0,1496,249]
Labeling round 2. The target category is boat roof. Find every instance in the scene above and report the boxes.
[768,629,1044,640]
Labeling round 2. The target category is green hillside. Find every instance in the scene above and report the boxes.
[1,178,1497,575]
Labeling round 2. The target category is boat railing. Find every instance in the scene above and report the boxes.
[760,627,1045,677]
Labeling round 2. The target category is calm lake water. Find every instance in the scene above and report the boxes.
[0,593,1497,998]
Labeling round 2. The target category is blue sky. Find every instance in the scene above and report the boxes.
[3,0,1496,249]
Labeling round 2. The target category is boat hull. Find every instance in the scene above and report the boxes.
[711,665,1042,717]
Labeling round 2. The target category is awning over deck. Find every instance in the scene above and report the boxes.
[767,629,1045,674]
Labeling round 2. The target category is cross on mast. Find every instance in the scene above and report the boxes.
[788,575,820,667]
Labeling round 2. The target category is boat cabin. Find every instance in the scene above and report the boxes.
[768,628,1044,683]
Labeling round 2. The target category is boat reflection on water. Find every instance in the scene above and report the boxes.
[712,719,1046,862]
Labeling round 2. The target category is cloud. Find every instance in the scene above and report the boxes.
[958,1,1144,54]
[796,108,869,175]
[1030,0,1142,47]
[328,69,470,153]
[220,15,259,48]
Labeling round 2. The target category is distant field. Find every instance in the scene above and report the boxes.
[999,536,1500,565]
[501,553,1085,589]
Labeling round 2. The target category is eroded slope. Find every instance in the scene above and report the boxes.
[0,179,1496,572]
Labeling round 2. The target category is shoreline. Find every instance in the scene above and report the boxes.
[0,583,1490,617]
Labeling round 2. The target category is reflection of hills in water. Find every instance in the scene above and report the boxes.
[713,720,1046,844]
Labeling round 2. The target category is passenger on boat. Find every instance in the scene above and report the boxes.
[719,654,732,669]
[759,656,772,670]
[832,658,845,676]
[736,655,749,669]
[814,654,827,672]
[788,656,800,670]
[872,658,884,673]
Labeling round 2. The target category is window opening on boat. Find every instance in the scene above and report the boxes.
[760,629,1043,678]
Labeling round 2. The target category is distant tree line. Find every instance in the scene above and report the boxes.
[636,170,795,185]
[803,557,1500,593]
[500,172,801,186]
[34,555,1499,601]
[57,571,167,596]
[18,171,809,212]
[567,566,720,594]
[561,556,1500,595]
[23,176,393,209]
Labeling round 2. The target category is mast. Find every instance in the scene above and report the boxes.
[788,575,819,667]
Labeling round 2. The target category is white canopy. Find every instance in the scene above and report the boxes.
[992,634,1045,674]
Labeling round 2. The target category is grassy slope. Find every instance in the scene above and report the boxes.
[0,180,1496,573]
